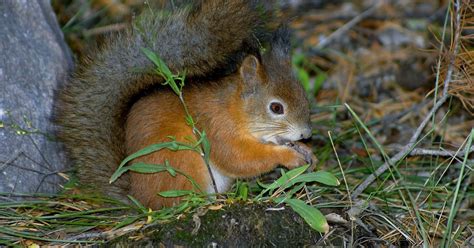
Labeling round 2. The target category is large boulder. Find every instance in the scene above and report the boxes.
[0,0,72,196]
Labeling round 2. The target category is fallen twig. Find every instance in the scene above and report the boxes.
[391,145,474,158]
[83,23,128,36]
[315,0,384,49]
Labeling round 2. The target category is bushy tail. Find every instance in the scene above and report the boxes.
[55,0,275,200]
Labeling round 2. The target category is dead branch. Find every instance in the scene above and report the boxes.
[406,146,474,158]
[315,0,384,49]
[83,23,128,36]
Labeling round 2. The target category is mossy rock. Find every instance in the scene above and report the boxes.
[108,202,334,247]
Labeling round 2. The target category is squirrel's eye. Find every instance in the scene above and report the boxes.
[270,102,284,115]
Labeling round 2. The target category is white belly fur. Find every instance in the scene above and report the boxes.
[207,162,234,194]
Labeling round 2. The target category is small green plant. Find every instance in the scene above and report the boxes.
[255,164,339,233]
[292,53,327,100]
[0,110,53,138]
[110,47,213,197]
[109,47,216,225]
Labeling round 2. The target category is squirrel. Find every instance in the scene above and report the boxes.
[55,0,314,209]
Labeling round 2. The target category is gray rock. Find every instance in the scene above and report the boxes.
[0,0,73,197]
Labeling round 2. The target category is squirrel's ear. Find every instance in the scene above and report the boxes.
[239,55,264,95]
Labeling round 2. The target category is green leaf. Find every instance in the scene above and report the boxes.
[127,195,147,213]
[141,47,161,69]
[110,166,130,183]
[141,47,172,76]
[167,78,181,96]
[174,201,190,213]
[164,160,177,176]
[284,198,329,233]
[256,165,309,198]
[313,71,327,95]
[256,179,271,189]
[292,53,305,65]
[284,182,306,200]
[200,131,211,164]
[237,182,249,201]
[114,216,140,229]
[262,171,339,192]
[110,162,175,185]
[297,68,311,93]
[290,171,340,186]
[158,190,194,198]
[128,162,170,174]
[110,141,194,183]
[121,142,174,166]
[270,165,309,189]
[141,47,182,95]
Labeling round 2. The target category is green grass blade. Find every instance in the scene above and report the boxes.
[110,141,194,183]
[124,162,170,174]
[256,165,309,198]
[442,128,474,247]
[291,171,340,186]
[158,190,194,198]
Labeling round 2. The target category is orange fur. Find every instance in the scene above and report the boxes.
[126,92,209,208]
[126,65,309,209]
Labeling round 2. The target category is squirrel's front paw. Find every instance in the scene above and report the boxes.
[278,145,309,169]
[283,142,317,170]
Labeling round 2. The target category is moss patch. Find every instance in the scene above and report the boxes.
[108,202,332,246]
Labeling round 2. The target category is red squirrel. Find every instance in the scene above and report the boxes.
[55,0,314,209]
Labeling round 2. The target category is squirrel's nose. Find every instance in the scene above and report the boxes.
[300,126,312,139]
